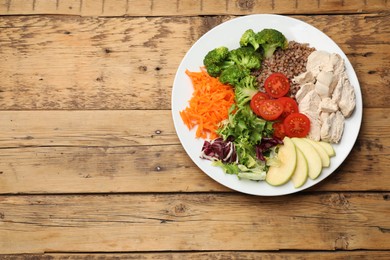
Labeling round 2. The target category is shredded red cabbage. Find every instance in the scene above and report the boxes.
[200,138,238,163]
[255,137,283,161]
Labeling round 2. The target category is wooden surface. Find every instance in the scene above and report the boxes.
[0,0,389,258]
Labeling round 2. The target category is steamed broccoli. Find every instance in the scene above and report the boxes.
[203,46,234,77]
[219,64,249,86]
[239,29,260,51]
[234,75,259,107]
[256,28,288,59]
[229,47,262,70]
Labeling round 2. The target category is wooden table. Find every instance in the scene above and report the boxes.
[1,0,389,258]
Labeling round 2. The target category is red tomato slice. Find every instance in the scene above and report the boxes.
[256,99,284,121]
[283,113,311,138]
[278,97,299,119]
[264,73,290,98]
[273,121,286,139]
[250,92,270,115]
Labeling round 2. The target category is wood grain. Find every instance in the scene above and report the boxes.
[0,193,389,254]
[0,0,389,16]
[2,251,390,259]
[0,14,389,110]
[0,108,388,193]
[0,1,389,257]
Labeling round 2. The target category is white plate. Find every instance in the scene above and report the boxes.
[171,14,363,196]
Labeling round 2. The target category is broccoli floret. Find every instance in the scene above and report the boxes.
[203,46,233,77]
[256,28,288,59]
[239,29,260,51]
[219,65,249,86]
[229,47,262,70]
[234,75,259,107]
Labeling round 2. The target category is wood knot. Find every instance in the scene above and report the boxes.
[237,0,255,10]
[334,234,350,250]
[327,193,351,210]
[174,203,187,214]
[138,65,147,72]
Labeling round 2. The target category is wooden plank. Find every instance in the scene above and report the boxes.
[2,251,390,259]
[0,14,389,110]
[0,110,179,147]
[0,193,389,253]
[0,108,386,148]
[0,108,388,194]
[0,138,388,194]
[0,0,389,16]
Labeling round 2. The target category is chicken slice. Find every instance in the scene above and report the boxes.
[320,97,338,113]
[320,112,333,142]
[292,71,315,85]
[295,82,315,103]
[299,90,321,119]
[328,54,345,95]
[331,75,345,104]
[299,90,322,141]
[315,71,334,98]
[306,115,322,141]
[332,53,345,75]
[320,111,330,123]
[306,51,331,77]
[331,111,345,143]
[321,111,345,143]
[338,77,356,117]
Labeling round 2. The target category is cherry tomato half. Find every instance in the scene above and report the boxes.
[257,99,284,121]
[272,121,286,139]
[250,92,270,115]
[283,113,311,138]
[278,97,299,119]
[264,73,290,98]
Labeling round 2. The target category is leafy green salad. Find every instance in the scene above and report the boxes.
[199,28,289,181]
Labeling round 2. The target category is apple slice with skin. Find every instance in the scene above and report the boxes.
[318,141,335,157]
[304,138,330,167]
[291,138,322,180]
[266,136,297,186]
[291,146,308,188]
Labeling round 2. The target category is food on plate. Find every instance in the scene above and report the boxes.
[250,91,270,114]
[240,28,288,58]
[291,147,308,188]
[264,72,290,98]
[266,136,335,187]
[278,97,299,119]
[291,137,323,180]
[179,69,235,139]
[318,141,335,157]
[304,138,330,167]
[293,51,356,143]
[255,99,284,121]
[265,137,297,186]
[255,41,316,96]
[180,26,354,188]
[283,113,311,138]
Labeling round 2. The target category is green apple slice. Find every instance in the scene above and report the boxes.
[266,137,297,186]
[291,146,308,188]
[304,138,330,167]
[318,141,335,157]
[291,138,322,180]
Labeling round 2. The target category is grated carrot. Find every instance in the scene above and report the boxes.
[180,68,235,139]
